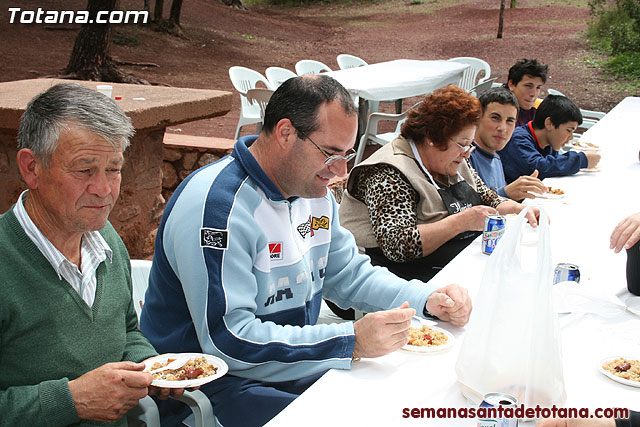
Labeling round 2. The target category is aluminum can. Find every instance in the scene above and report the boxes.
[477,392,518,427]
[553,263,581,284]
[482,214,506,255]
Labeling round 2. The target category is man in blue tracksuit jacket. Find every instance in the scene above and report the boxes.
[141,75,473,427]
[498,94,601,183]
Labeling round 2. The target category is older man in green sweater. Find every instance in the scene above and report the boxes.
[0,83,178,426]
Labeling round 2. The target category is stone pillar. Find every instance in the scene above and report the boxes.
[0,129,24,210]
[0,78,232,259]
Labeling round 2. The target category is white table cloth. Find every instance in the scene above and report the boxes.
[265,97,640,427]
[325,59,468,102]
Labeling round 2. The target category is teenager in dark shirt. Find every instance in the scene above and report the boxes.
[506,58,549,127]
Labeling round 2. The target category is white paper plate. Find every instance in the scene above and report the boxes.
[626,296,640,317]
[144,353,228,388]
[568,143,600,151]
[599,356,640,388]
[580,167,601,173]
[401,325,454,353]
[528,190,565,199]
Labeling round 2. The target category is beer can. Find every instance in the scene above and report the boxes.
[553,263,581,284]
[482,215,506,255]
[477,392,518,427]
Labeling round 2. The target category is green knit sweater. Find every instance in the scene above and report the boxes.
[0,208,158,427]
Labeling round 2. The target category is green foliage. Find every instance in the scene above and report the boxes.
[605,51,640,79]
[587,0,640,80]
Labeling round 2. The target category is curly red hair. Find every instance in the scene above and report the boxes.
[401,85,482,149]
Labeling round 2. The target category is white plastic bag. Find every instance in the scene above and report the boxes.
[455,207,566,408]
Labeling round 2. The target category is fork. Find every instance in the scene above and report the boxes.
[147,355,190,374]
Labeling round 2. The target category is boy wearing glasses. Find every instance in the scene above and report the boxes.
[140,75,473,427]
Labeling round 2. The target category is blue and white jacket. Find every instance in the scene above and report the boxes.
[141,136,438,382]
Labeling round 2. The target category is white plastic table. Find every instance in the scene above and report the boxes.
[325,59,468,139]
[265,97,640,427]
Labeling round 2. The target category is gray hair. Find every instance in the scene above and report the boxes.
[18,83,134,167]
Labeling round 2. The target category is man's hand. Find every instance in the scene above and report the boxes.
[610,212,640,252]
[148,386,187,400]
[352,302,415,359]
[504,169,547,200]
[585,151,601,169]
[426,284,472,326]
[536,417,615,427]
[68,361,152,422]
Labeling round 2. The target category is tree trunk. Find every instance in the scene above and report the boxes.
[510,0,517,8]
[497,0,506,39]
[64,0,147,83]
[154,0,164,22]
[169,0,183,27]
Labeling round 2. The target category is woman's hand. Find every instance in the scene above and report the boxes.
[456,205,498,231]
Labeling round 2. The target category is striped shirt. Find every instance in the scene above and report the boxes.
[13,190,113,307]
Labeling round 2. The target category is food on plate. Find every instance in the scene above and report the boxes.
[572,141,600,148]
[602,357,640,382]
[149,356,218,381]
[407,325,449,347]
[572,141,599,149]
[547,187,565,195]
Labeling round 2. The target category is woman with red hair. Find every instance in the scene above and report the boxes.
[340,85,539,284]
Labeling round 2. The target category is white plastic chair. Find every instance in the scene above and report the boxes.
[447,57,491,91]
[547,88,606,122]
[265,66,296,89]
[469,77,498,97]
[129,259,219,427]
[228,66,272,139]
[354,111,406,165]
[546,88,605,144]
[336,53,367,70]
[354,102,422,165]
[295,59,332,76]
[246,88,274,132]
[127,395,161,426]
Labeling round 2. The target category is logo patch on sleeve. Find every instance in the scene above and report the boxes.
[200,228,228,249]
[297,215,330,238]
[268,242,283,260]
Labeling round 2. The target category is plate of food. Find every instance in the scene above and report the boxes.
[599,357,640,388]
[580,167,601,173]
[144,353,228,388]
[568,141,600,151]
[402,324,454,353]
[528,187,565,199]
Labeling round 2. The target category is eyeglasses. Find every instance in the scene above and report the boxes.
[452,140,476,155]
[296,128,357,167]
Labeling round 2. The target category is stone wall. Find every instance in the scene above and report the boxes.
[161,137,234,206]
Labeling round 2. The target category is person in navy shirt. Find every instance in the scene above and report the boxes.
[469,88,547,201]
[498,94,601,182]
[506,58,549,127]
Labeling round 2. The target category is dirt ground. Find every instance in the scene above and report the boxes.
[1,0,637,139]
